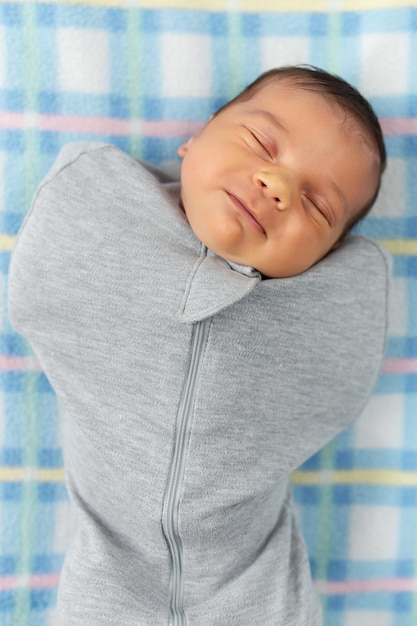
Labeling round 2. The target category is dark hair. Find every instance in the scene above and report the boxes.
[216,65,386,234]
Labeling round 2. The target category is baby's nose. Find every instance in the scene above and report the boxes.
[253,168,294,210]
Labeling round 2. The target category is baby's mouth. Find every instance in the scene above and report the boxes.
[227,193,266,235]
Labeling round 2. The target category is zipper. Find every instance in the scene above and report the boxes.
[162,317,211,626]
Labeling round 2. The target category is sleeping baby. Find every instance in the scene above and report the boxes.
[8,65,389,625]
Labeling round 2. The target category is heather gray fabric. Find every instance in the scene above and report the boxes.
[8,143,389,626]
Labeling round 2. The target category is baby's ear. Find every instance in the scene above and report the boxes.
[178,115,214,158]
[177,137,193,158]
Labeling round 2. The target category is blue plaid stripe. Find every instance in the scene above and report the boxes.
[0,6,415,118]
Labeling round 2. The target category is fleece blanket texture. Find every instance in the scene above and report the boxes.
[0,2,415,625]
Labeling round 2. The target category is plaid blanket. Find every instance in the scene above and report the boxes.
[1,2,416,625]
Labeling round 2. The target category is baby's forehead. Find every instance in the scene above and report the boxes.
[229,78,341,123]
[238,79,378,158]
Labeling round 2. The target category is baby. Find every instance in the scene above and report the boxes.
[177,65,386,278]
[8,66,389,626]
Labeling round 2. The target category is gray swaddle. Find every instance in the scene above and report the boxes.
[8,143,389,625]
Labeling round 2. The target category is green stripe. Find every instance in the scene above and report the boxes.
[22,2,41,209]
[227,10,244,99]
[13,372,39,626]
[315,441,337,626]
[14,5,41,623]
[326,10,342,75]
[127,8,145,158]
[406,387,417,625]
[315,439,336,576]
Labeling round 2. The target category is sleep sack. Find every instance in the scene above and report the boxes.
[8,143,390,626]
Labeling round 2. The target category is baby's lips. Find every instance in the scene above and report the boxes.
[227,192,266,235]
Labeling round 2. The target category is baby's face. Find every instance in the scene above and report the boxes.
[178,80,379,278]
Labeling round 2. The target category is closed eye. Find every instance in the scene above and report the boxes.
[304,195,331,225]
[247,129,273,159]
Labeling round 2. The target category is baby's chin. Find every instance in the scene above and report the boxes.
[187,214,247,257]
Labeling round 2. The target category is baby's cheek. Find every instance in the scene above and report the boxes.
[210,213,247,249]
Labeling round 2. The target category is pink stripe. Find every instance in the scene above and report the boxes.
[0,572,60,590]
[0,355,43,371]
[39,113,130,135]
[381,118,417,135]
[382,358,417,373]
[0,111,203,137]
[0,576,16,590]
[0,111,21,127]
[319,578,416,595]
[30,573,60,588]
[4,111,417,137]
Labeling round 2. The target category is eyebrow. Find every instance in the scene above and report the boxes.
[247,108,348,225]
[246,108,288,134]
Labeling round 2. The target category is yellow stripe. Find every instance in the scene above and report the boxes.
[37,468,65,482]
[21,0,417,11]
[0,234,16,252]
[0,467,65,482]
[1,466,415,486]
[292,469,417,486]
[377,239,417,255]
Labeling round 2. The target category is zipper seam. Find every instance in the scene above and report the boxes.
[162,317,211,626]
